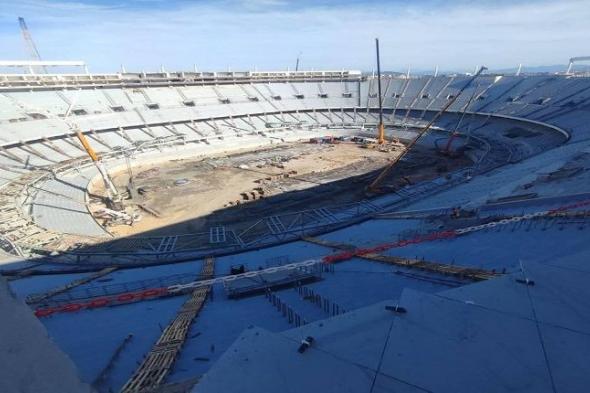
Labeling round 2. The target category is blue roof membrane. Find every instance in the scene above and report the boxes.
[196,259,590,393]
[439,260,590,334]
[377,288,555,392]
[196,326,376,393]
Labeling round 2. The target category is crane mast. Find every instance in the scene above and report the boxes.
[443,85,479,154]
[375,38,385,144]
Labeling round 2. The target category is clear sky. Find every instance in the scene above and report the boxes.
[0,0,588,73]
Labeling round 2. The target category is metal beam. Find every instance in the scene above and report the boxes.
[0,60,86,67]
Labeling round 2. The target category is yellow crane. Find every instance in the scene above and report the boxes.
[62,99,121,206]
[73,129,121,205]
[12,17,121,205]
[8,93,121,206]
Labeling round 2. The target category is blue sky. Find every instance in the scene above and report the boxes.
[0,0,588,73]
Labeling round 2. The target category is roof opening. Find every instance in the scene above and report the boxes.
[72,108,88,116]
[26,112,47,120]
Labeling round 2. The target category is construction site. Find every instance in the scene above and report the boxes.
[0,17,589,393]
[87,136,472,238]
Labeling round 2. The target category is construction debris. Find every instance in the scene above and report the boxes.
[94,208,139,226]
[174,178,190,186]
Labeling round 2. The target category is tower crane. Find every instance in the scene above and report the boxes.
[18,17,46,74]
[367,65,488,194]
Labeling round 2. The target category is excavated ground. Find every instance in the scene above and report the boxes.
[88,139,470,237]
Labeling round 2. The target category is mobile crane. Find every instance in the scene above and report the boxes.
[367,65,488,194]
[8,93,122,208]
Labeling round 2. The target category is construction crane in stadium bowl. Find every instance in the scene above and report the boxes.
[366,65,488,195]
[7,92,123,209]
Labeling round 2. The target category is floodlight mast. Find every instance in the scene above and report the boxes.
[375,38,385,144]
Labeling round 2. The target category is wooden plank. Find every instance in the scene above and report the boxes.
[120,257,215,393]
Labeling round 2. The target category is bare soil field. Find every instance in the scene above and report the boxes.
[89,138,469,237]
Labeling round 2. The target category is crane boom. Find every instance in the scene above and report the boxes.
[443,86,479,153]
[18,17,46,73]
[368,66,487,193]
[75,131,120,200]
[5,93,121,203]
[295,52,301,72]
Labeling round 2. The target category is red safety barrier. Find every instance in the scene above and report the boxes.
[60,303,83,312]
[548,200,590,214]
[87,298,110,308]
[322,228,458,264]
[321,199,590,265]
[116,293,136,302]
[35,199,590,318]
[34,286,172,318]
[34,308,55,317]
[140,288,166,298]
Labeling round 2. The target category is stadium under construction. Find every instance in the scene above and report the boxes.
[1,46,590,392]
